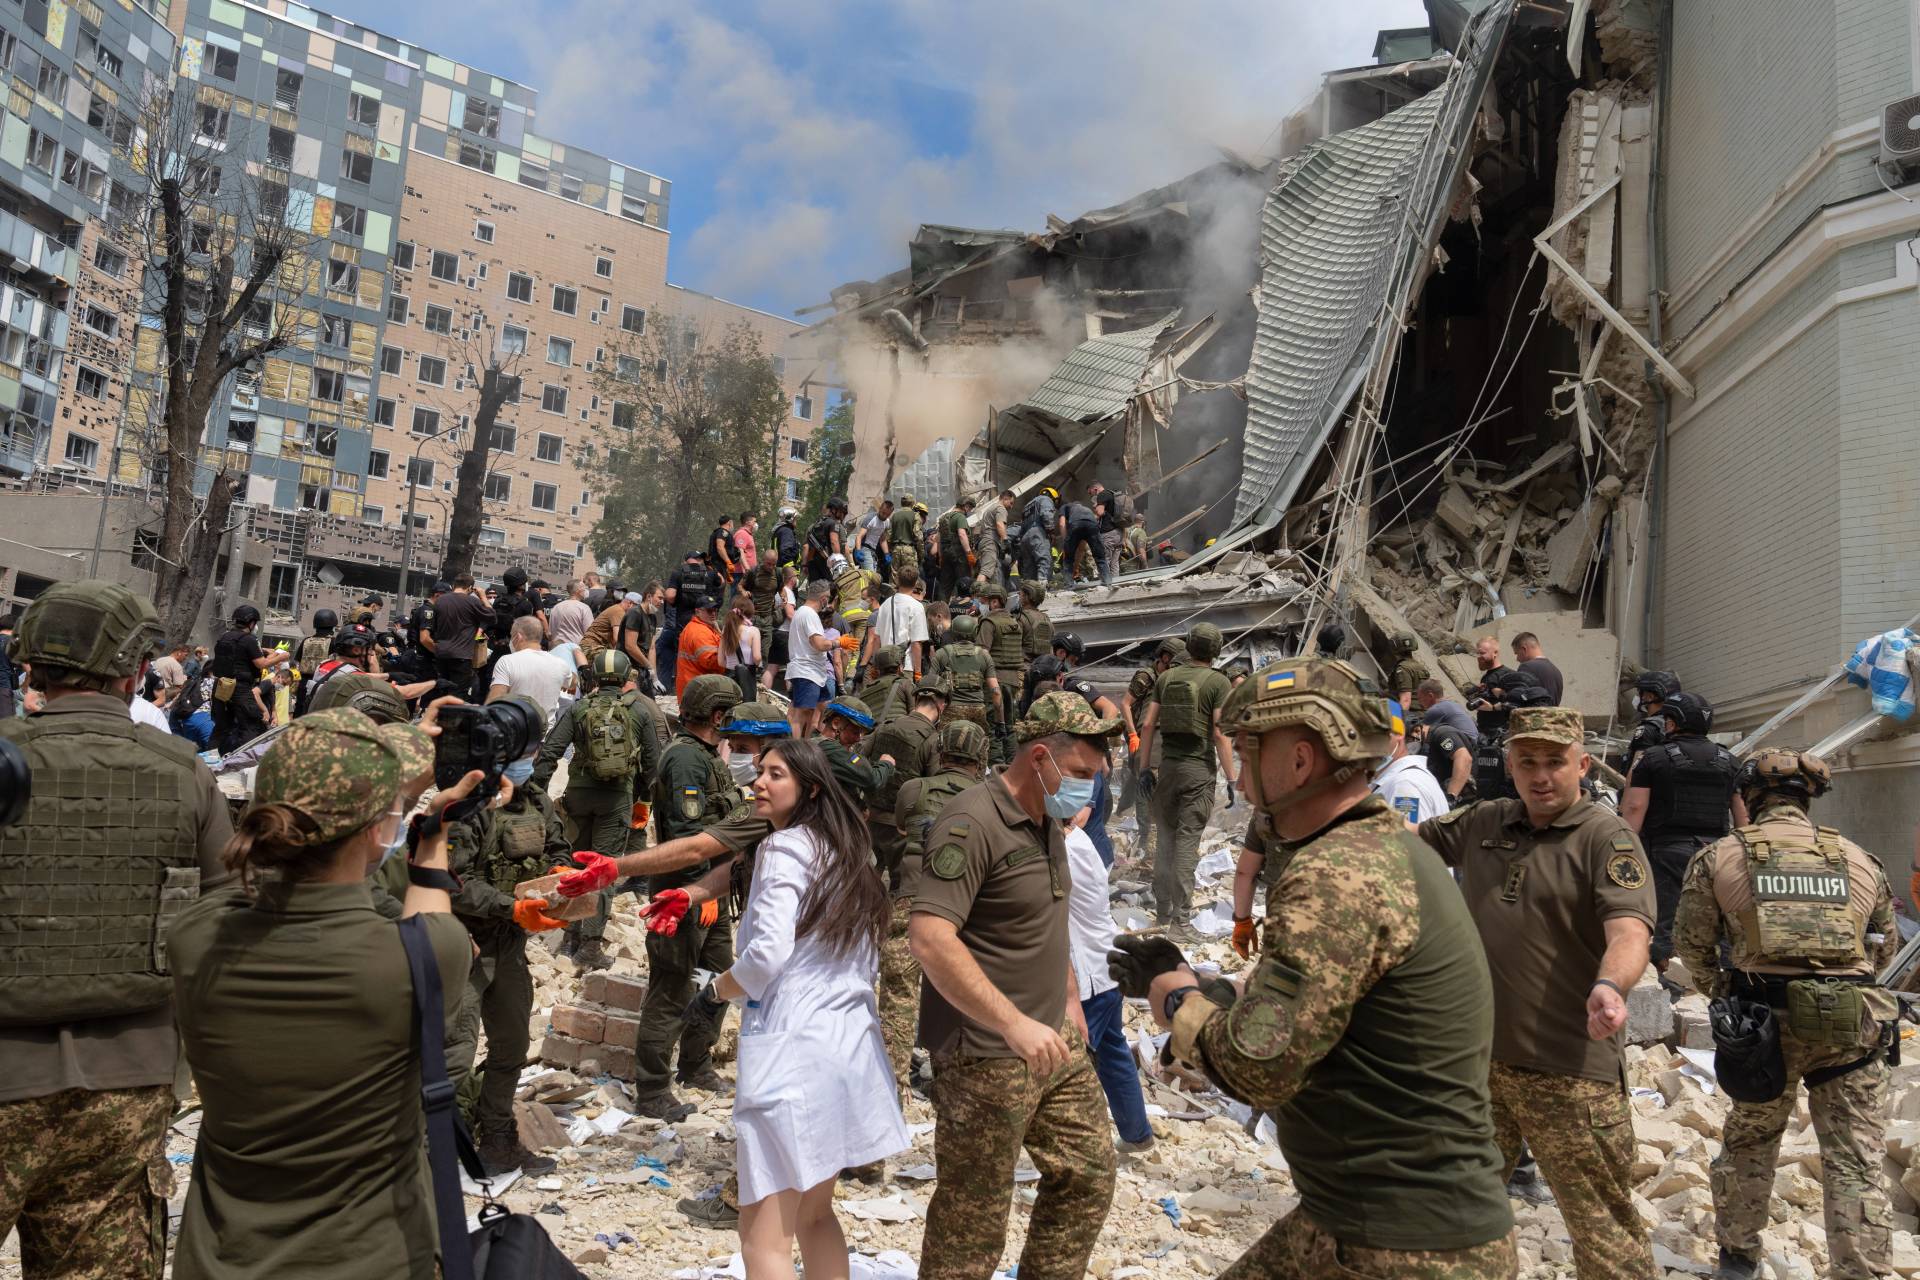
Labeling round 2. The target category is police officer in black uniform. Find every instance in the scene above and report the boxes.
[1626,670,1681,775]
[1621,689,1735,971]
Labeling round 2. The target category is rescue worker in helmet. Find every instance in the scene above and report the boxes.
[1018,486,1059,585]
[1672,749,1898,1280]
[0,581,235,1279]
[1387,631,1429,704]
[923,612,1001,731]
[1110,659,1516,1278]
[1626,670,1681,774]
[1620,690,1737,973]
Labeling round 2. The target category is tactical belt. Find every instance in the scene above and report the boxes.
[1730,971,1869,1007]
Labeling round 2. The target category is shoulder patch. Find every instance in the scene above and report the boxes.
[1227,955,1306,1062]
[1392,796,1420,822]
[929,843,968,881]
[679,786,703,820]
[1606,852,1648,890]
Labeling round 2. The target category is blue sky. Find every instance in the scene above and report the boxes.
[338,0,1431,317]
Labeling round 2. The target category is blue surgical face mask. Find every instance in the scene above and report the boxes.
[1039,749,1098,820]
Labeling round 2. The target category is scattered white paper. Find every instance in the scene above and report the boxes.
[566,1117,596,1144]
[1143,1103,1169,1118]
[1194,849,1236,883]
[592,1106,634,1136]
[894,1163,938,1181]
[1187,902,1237,937]
[459,1166,521,1198]
[843,1194,919,1222]
[907,1121,935,1138]
[534,1176,563,1191]
[1012,1164,1040,1184]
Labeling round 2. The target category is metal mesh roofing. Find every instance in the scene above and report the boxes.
[1019,313,1179,424]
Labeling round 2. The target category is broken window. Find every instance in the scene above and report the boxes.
[348,92,380,127]
[339,150,373,185]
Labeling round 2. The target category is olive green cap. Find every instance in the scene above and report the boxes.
[11,579,163,689]
[307,672,409,726]
[253,706,428,842]
[1219,659,1393,765]
[681,673,741,721]
[1185,622,1223,662]
[938,719,990,765]
[1506,706,1583,747]
[1015,690,1122,744]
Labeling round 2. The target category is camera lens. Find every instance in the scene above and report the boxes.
[0,738,30,830]
[483,700,538,763]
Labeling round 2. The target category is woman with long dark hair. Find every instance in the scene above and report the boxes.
[683,736,903,1279]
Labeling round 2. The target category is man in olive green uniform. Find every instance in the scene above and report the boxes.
[1388,631,1430,704]
[867,680,948,889]
[0,581,235,1280]
[881,720,987,1092]
[531,650,662,969]
[910,692,1118,1280]
[1120,637,1184,864]
[635,675,745,1119]
[976,491,1013,595]
[887,496,923,584]
[977,584,1026,765]
[1674,749,1899,1280]
[1136,623,1236,939]
[1119,659,1515,1279]
[924,614,1000,735]
[860,645,912,727]
[933,497,975,600]
[1016,580,1052,664]
[1419,706,1657,1280]
[444,697,572,1176]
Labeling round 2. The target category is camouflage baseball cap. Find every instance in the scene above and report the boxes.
[681,673,741,722]
[871,644,904,673]
[938,718,990,765]
[1015,690,1122,744]
[1185,622,1223,662]
[1219,659,1394,764]
[307,672,410,725]
[724,700,792,738]
[254,706,427,842]
[12,580,163,687]
[1506,706,1583,746]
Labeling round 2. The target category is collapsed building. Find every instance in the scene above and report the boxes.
[801,0,1920,862]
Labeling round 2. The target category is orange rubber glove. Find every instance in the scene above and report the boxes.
[513,897,567,932]
[698,898,719,928]
[1231,916,1258,959]
[837,634,860,651]
[630,800,651,830]
[1127,732,1141,754]
[556,851,618,898]
[641,888,691,937]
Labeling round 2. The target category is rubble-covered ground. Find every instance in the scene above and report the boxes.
[9,793,1919,1279]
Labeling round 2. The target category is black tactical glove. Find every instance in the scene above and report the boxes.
[1138,768,1157,799]
[1107,933,1189,1000]
[682,981,727,1033]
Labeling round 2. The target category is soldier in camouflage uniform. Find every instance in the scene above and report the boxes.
[977,583,1026,765]
[866,680,948,890]
[1673,749,1899,1280]
[1419,706,1657,1280]
[0,582,234,1280]
[880,719,988,1092]
[924,614,1000,734]
[1117,658,1515,1279]
[911,692,1119,1280]
[859,644,912,727]
[1016,579,1052,665]
[444,697,574,1176]
[1387,631,1430,704]
[1120,637,1185,863]
[1135,623,1237,939]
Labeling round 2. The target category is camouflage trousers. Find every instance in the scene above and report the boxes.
[1711,1030,1891,1278]
[891,549,919,586]
[1223,1209,1517,1280]
[0,1085,173,1279]
[1489,1063,1656,1280]
[921,1027,1115,1280]
[561,787,633,949]
[1151,756,1215,924]
[877,898,921,1094]
[939,703,991,732]
[448,937,534,1138]
[977,539,1007,594]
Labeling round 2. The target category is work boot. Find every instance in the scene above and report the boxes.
[632,1089,695,1123]
[678,1184,740,1228]
[844,1160,886,1185]
[572,938,612,971]
[1115,1135,1156,1155]
[1505,1163,1555,1207]
[676,1065,731,1094]
[1168,920,1204,947]
[475,1129,557,1178]
[1714,1250,1758,1280]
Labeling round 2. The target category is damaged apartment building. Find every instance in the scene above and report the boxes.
[804,0,1920,863]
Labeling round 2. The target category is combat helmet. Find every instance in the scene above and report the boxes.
[1634,670,1681,704]
[1220,658,1395,816]
[1153,636,1188,663]
[871,644,905,674]
[1185,622,1223,663]
[824,695,876,733]
[724,700,793,739]
[330,622,376,655]
[591,648,633,687]
[11,580,163,691]
[1393,631,1418,654]
[307,672,410,725]
[1018,580,1046,608]
[681,673,741,724]
[311,608,339,633]
[938,718,991,767]
[1053,632,1086,662]
[949,614,979,642]
[1737,747,1831,809]
[1660,691,1714,736]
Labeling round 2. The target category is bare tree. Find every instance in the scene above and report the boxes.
[118,82,322,642]
[435,325,527,582]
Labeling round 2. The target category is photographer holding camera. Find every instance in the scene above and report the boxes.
[0,581,234,1280]
[166,704,495,1278]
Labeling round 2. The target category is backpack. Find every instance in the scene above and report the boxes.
[297,634,331,673]
[577,692,641,784]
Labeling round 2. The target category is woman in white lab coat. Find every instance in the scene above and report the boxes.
[682,737,905,1280]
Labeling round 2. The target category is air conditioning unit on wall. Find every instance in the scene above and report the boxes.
[1881,93,1920,172]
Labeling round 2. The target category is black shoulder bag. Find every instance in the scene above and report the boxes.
[398,917,586,1280]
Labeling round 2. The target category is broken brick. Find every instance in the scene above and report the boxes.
[602,1013,641,1052]
[552,1005,606,1043]
[596,975,647,1012]
[540,1034,590,1069]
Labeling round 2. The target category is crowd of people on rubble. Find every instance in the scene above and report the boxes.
[0,485,1907,1280]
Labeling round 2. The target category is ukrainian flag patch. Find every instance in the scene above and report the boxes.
[1264,671,1297,691]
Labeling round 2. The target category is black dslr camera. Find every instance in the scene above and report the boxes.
[432,701,541,820]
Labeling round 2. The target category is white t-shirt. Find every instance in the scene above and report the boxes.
[130,696,171,732]
[1064,828,1118,1000]
[1371,754,1450,827]
[871,593,929,673]
[489,647,574,724]
[786,604,831,685]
